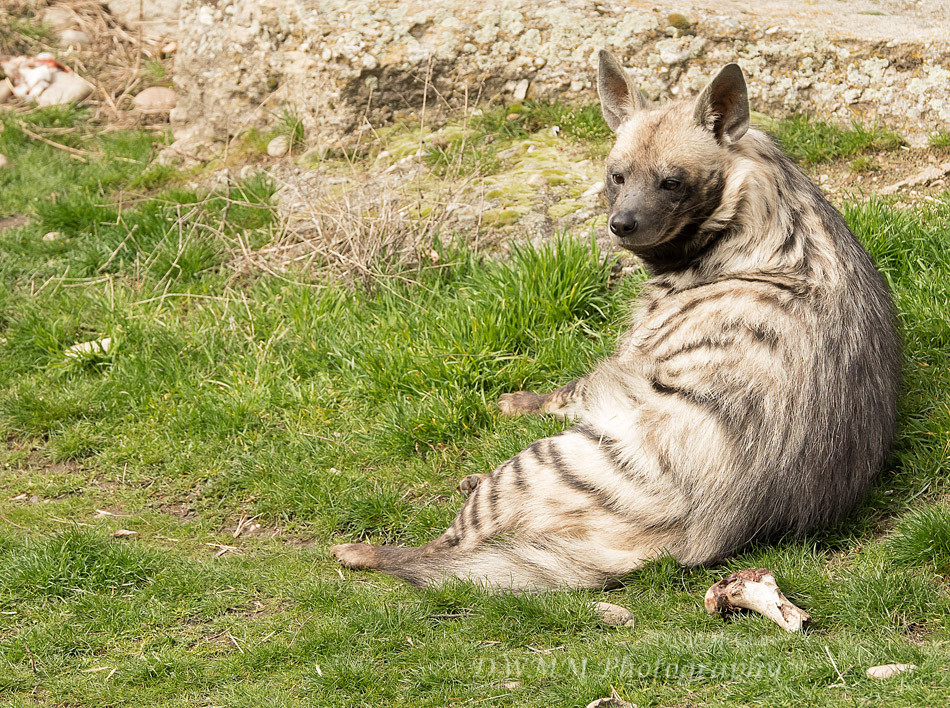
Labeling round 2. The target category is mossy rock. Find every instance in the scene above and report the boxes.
[548,200,583,220]
[481,207,527,226]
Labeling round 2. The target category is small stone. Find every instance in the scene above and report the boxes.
[585,689,634,708]
[40,6,75,32]
[582,181,605,198]
[161,41,178,55]
[42,231,60,241]
[492,680,522,690]
[133,86,177,112]
[35,72,94,106]
[526,173,546,187]
[64,337,112,359]
[267,135,291,157]
[110,529,138,538]
[512,78,529,101]
[593,601,635,627]
[60,29,91,46]
[155,146,182,166]
[239,165,255,180]
[866,663,917,680]
[0,154,7,169]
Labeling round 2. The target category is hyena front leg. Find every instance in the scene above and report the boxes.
[498,378,585,418]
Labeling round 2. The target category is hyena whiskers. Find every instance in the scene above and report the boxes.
[332,51,901,590]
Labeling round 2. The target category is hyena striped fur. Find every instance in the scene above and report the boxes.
[332,52,901,590]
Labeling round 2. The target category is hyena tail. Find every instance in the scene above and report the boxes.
[331,536,622,590]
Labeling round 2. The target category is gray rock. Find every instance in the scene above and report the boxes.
[133,86,177,111]
[866,663,917,680]
[585,689,634,708]
[60,29,91,46]
[582,181,605,199]
[593,601,635,627]
[512,78,529,101]
[170,0,950,154]
[40,6,75,32]
[35,72,94,106]
[267,135,291,157]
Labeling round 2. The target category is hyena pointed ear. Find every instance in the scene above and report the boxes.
[693,63,750,145]
[597,50,645,132]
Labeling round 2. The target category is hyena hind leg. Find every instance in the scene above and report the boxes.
[497,378,584,418]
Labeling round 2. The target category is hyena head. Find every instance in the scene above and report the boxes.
[597,50,749,256]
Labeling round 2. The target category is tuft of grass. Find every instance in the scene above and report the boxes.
[850,155,881,174]
[929,130,950,152]
[521,102,614,147]
[143,58,167,82]
[770,115,906,163]
[890,504,950,576]
[277,107,306,151]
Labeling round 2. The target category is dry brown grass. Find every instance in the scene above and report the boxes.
[233,171,453,286]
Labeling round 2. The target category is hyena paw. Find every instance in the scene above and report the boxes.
[331,543,377,569]
[458,473,489,496]
[497,391,544,416]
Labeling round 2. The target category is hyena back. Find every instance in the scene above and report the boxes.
[332,52,901,590]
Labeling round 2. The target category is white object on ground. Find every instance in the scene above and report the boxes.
[35,71,94,106]
[585,689,634,708]
[866,663,917,680]
[704,568,811,633]
[593,601,635,627]
[133,86,177,112]
[583,181,605,198]
[60,29,91,46]
[1,55,93,106]
[267,135,291,157]
[65,337,112,358]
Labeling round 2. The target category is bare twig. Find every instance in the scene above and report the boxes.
[24,641,37,674]
[18,124,91,159]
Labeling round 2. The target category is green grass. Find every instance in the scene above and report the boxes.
[770,115,906,163]
[930,130,950,152]
[1,105,950,707]
[850,155,881,174]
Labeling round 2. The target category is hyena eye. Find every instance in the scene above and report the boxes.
[660,178,682,191]
[611,173,625,185]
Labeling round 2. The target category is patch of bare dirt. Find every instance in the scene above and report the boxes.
[807,146,950,208]
[0,215,28,232]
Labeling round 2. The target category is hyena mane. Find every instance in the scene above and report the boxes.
[332,52,901,590]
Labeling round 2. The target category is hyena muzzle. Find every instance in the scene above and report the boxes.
[332,51,901,590]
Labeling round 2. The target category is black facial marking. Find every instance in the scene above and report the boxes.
[635,171,729,274]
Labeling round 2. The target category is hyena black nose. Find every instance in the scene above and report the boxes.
[609,211,639,238]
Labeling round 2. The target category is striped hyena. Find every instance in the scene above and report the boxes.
[332,52,901,590]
